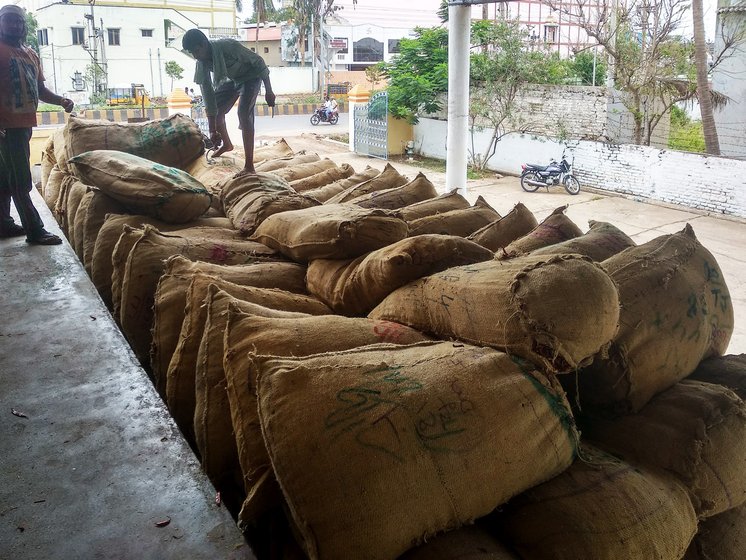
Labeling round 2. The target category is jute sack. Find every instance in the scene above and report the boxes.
[684,503,746,560]
[687,354,746,399]
[223,305,430,527]
[289,163,355,192]
[92,214,230,310]
[256,341,578,560]
[68,150,212,223]
[72,190,93,259]
[370,253,620,374]
[468,202,538,252]
[252,138,294,164]
[52,126,70,174]
[585,380,746,518]
[571,225,734,416]
[165,275,330,443]
[399,525,519,560]
[56,179,88,240]
[43,165,66,211]
[251,204,409,263]
[227,189,321,236]
[218,172,292,213]
[183,157,241,212]
[303,166,380,202]
[119,226,277,364]
[351,172,438,210]
[255,152,319,173]
[501,445,697,560]
[407,196,501,237]
[151,256,309,393]
[396,189,470,222]
[64,114,204,170]
[76,191,126,274]
[271,158,338,183]
[324,162,408,204]
[531,220,636,261]
[496,205,583,259]
[40,134,56,194]
[306,235,494,316]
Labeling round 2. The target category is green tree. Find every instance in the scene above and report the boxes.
[292,0,340,70]
[164,60,184,91]
[25,12,38,53]
[569,50,607,86]
[668,105,705,152]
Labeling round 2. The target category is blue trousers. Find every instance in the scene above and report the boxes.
[0,128,45,237]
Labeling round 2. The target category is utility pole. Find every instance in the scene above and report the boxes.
[446,1,470,195]
[157,48,163,96]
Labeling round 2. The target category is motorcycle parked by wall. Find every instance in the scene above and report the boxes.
[520,152,580,195]
[310,107,339,125]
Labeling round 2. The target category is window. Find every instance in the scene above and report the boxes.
[353,37,383,62]
[264,47,269,53]
[141,29,153,38]
[37,28,48,46]
[250,47,256,52]
[71,27,85,45]
[544,25,558,44]
[388,39,401,54]
[108,28,120,46]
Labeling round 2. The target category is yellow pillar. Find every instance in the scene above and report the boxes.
[166,88,192,117]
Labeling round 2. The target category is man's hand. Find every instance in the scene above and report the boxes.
[60,97,74,113]
[209,131,222,149]
[265,91,276,108]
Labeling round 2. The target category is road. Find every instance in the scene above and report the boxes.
[225,111,349,143]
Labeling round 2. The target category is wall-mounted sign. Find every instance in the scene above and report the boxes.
[330,38,348,50]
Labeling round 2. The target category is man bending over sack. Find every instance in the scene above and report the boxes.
[0,4,73,245]
[182,28,275,177]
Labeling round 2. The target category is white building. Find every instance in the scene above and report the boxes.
[20,0,237,101]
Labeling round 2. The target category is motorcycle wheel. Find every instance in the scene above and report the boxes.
[329,113,339,125]
[564,175,581,195]
[520,171,541,193]
[310,114,320,126]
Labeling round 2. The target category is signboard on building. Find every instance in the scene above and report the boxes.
[330,38,348,50]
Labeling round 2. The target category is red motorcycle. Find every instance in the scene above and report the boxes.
[310,107,339,125]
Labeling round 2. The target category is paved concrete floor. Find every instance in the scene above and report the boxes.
[0,193,253,560]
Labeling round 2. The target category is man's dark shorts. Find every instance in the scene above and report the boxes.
[214,78,262,130]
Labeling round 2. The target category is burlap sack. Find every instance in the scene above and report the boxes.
[43,165,66,211]
[58,179,89,240]
[68,150,212,223]
[165,276,330,443]
[118,226,277,364]
[289,163,355,192]
[256,341,578,560]
[52,126,70,174]
[151,256,308,392]
[497,205,583,259]
[252,138,294,164]
[227,189,320,236]
[40,135,56,195]
[351,172,438,210]
[399,525,519,560]
[254,152,320,173]
[183,157,241,212]
[586,380,746,518]
[307,235,494,316]
[64,114,204,170]
[397,189,470,222]
[72,190,93,259]
[78,192,127,274]
[270,158,338,183]
[684,504,746,560]
[502,445,697,560]
[223,306,430,527]
[687,354,746,399]
[531,220,636,261]
[407,196,501,237]
[250,204,409,263]
[304,166,380,202]
[370,253,620,374]
[92,214,231,310]
[571,225,734,416]
[468,203,538,252]
[324,163,408,204]
[218,171,292,212]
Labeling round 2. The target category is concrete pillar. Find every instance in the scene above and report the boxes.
[347,85,370,153]
[167,88,191,117]
[446,3,471,196]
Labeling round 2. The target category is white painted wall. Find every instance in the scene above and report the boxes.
[414,117,746,219]
[266,67,314,95]
[713,6,746,159]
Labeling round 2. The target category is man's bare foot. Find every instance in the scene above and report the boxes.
[233,166,257,179]
[212,143,234,157]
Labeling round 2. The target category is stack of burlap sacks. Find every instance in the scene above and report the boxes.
[38,115,744,560]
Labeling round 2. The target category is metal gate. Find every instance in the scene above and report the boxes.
[354,91,388,160]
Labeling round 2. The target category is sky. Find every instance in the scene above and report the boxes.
[241,0,720,40]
